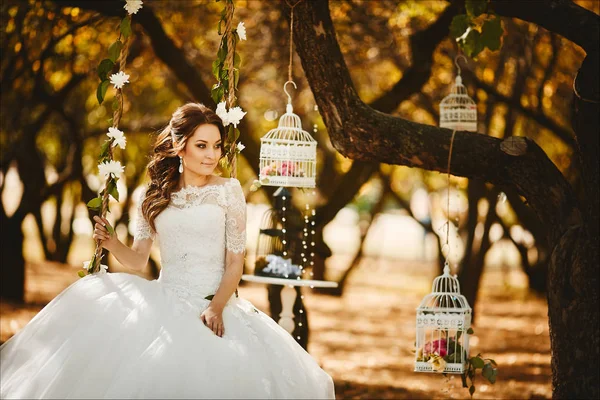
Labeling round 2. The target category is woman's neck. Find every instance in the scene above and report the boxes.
[180,172,213,189]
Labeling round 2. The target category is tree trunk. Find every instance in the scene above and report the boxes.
[459,188,498,320]
[547,50,599,399]
[0,215,26,302]
[548,228,599,398]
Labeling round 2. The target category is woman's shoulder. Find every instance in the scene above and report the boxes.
[214,176,241,188]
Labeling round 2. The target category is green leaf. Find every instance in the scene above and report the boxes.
[97,80,110,105]
[211,84,224,104]
[108,40,123,63]
[107,178,119,201]
[470,356,485,369]
[217,46,226,64]
[212,59,221,80]
[469,385,476,397]
[100,140,110,159]
[97,59,114,81]
[467,327,475,335]
[487,358,498,367]
[234,52,241,68]
[87,197,103,210]
[482,363,494,380]
[450,14,471,39]
[461,373,469,388]
[204,294,214,300]
[78,270,86,278]
[120,17,132,38]
[481,17,503,51]
[463,29,484,58]
[466,0,487,17]
[227,125,235,143]
[233,69,239,89]
[106,223,115,236]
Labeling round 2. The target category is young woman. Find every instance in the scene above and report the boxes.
[0,103,335,399]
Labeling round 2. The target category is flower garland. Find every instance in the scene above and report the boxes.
[212,0,246,177]
[80,0,141,276]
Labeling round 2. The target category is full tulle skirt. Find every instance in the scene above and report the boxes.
[0,272,334,399]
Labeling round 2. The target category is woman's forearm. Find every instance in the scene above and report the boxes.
[211,260,243,311]
[106,240,150,272]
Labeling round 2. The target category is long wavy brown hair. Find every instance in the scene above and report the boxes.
[142,103,226,232]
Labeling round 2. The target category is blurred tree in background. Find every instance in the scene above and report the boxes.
[1,0,598,397]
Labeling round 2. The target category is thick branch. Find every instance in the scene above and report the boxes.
[488,0,599,54]
[292,0,579,246]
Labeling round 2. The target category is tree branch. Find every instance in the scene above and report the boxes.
[488,0,599,54]
[291,0,579,245]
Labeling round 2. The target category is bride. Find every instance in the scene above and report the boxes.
[0,103,335,399]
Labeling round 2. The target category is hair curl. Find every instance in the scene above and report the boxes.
[142,103,226,232]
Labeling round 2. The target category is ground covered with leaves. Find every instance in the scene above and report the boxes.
[1,258,551,399]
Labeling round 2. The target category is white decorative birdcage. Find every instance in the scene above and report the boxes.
[415,261,472,374]
[259,82,317,188]
[439,56,478,132]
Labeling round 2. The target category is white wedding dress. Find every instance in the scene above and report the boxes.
[0,178,335,399]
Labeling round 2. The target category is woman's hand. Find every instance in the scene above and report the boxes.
[92,216,119,252]
[200,305,225,337]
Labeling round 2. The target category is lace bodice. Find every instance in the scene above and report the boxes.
[134,178,246,309]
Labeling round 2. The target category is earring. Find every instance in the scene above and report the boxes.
[178,157,183,173]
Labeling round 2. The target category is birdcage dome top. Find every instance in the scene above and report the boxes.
[417,263,472,313]
[440,75,476,106]
[262,104,317,143]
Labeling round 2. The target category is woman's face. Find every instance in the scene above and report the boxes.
[179,124,222,176]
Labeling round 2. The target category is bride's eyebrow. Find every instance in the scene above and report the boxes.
[195,140,222,144]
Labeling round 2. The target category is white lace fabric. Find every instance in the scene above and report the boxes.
[133,178,246,307]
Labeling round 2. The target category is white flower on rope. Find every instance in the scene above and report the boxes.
[106,127,127,150]
[236,142,245,153]
[216,101,229,126]
[124,0,143,15]
[227,106,246,128]
[109,71,130,89]
[83,260,108,274]
[237,22,247,41]
[216,101,247,128]
[98,160,125,178]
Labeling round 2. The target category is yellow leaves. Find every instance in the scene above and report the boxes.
[6,19,15,33]
[13,42,21,52]
[483,68,495,83]
[48,70,72,91]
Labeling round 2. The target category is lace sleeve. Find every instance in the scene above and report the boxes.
[225,178,246,254]
[134,188,156,241]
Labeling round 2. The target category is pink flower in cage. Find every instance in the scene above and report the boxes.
[279,161,296,176]
[261,165,273,177]
[423,338,448,358]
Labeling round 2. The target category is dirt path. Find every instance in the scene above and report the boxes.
[1,258,551,399]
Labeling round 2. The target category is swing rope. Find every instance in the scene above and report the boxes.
[91,21,133,272]
[223,1,237,179]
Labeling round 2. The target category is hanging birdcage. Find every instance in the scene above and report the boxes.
[415,262,472,374]
[259,83,317,188]
[439,56,478,132]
